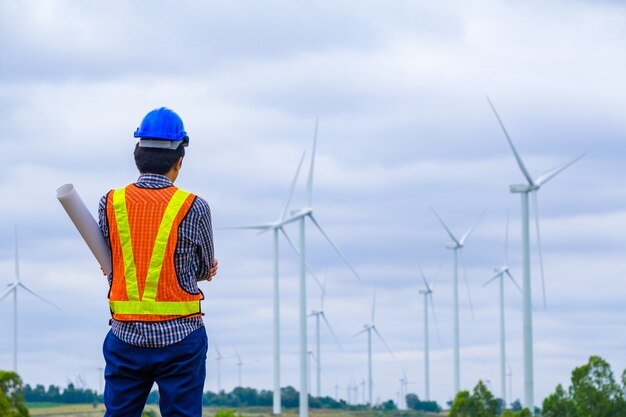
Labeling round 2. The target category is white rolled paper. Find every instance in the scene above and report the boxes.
[57,184,112,275]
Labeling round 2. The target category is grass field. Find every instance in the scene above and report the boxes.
[27,404,447,417]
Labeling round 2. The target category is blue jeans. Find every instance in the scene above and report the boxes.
[103,327,207,417]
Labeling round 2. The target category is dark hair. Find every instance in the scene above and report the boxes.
[134,143,185,175]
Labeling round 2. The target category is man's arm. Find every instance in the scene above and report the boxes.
[192,197,216,281]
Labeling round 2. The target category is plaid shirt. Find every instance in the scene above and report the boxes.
[98,174,214,347]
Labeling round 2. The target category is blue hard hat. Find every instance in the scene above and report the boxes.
[134,107,189,147]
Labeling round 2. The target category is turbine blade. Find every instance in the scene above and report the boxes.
[321,312,343,351]
[279,227,323,289]
[308,214,362,282]
[306,119,319,207]
[353,327,369,337]
[505,269,522,293]
[418,264,430,292]
[532,191,548,309]
[534,154,585,187]
[0,282,18,301]
[219,224,273,231]
[280,151,307,221]
[459,209,486,245]
[18,283,61,310]
[460,250,475,319]
[430,207,460,246]
[486,96,535,186]
[483,271,503,288]
[429,292,442,347]
[321,269,328,310]
[372,326,395,359]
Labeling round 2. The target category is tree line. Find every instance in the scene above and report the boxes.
[23,383,100,404]
[19,379,442,411]
[6,355,624,416]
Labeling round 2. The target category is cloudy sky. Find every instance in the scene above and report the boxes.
[1,0,625,409]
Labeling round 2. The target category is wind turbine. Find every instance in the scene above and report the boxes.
[225,150,311,414]
[398,372,407,410]
[487,97,584,408]
[354,287,395,406]
[213,340,231,393]
[431,208,485,394]
[483,211,521,407]
[0,226,60,372]
[285,119,363,417]
[418,264,440,402]
[308,272,342,397]
[399,368,418,410]
[233,347,253,388]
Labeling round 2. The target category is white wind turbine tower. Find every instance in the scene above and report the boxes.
[286,119,363,417]
[233,347,254,388]
[0,226,60,372]
[354,288,395,406]
[418,265,440,402]
[213,340,231,393]
[226,151,312,414]
[487,97,584,408]
[308,272,342,397]
[482,211,522,407]
[431,208,485,395]
[398,371,407,410]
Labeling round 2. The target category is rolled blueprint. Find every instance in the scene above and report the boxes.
[56,184,112,275]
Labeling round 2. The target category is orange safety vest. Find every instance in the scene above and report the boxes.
[106,184,204,322]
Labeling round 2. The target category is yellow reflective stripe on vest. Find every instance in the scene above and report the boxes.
[143,189,190,302]
[111,187,193,316]
[109,300,200,316]
[112,188,140,301]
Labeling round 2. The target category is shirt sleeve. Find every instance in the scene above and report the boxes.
[190,196,214,281]
[98,193,113,285]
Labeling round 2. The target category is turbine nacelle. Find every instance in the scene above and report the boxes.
[510,183,537,193]
[289,207,313,217]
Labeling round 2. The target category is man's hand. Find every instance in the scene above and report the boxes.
[208,258,218,281]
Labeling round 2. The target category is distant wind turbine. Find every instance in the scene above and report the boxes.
[483,211,521,407]
[418,264,440,402]
[487,96,584,408]
[308,272,342,397]
[213,340,231,393]
[431,208,485,394]
[354,287,395,406]
[234,347,253,388]
[0,226,60,372]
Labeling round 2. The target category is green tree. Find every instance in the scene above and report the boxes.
[0,371,29,417]
[449,390,472,417]
[542,384,575,417]
[542,355,626,417]
[449,380,498,417]
[569,355,626,417]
